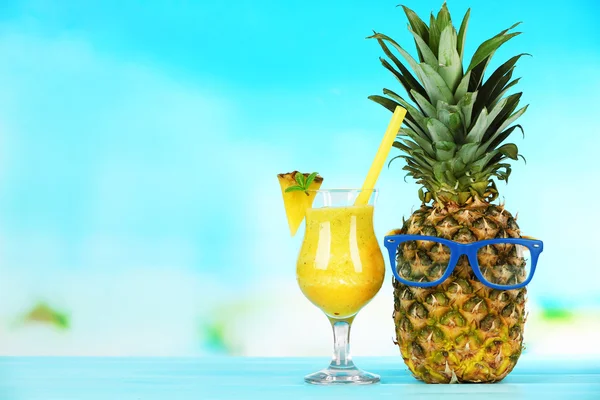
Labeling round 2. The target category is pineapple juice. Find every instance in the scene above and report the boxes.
[297,205,385,319]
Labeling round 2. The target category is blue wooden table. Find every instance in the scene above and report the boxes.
[1,356,599,399]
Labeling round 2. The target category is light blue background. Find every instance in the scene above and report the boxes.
[0,0,598,356]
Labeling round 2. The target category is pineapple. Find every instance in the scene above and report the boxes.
[370,3,529,383]
[277,171,323,236]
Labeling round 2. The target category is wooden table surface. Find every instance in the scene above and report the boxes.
[1,356,599,399]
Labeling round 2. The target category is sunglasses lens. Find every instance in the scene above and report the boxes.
[477,243,531,287]
[395,240,451,283]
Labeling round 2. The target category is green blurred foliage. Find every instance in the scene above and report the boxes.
[21,302,70,330]
[540,307,574,322]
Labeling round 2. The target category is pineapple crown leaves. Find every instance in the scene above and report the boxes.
[285,172,319,195]
[368,3,529,205]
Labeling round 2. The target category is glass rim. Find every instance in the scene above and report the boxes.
[305,188,378,193]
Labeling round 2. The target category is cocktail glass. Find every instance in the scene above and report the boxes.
[296,189,384,385]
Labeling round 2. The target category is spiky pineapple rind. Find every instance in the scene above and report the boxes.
[393,202,526,383]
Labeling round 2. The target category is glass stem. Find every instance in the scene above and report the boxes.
[329,318,355,369]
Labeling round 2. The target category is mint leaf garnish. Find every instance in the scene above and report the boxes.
[285,186,305,193]
[295,172,306,186]
[286,172,319,196]
[305,172,318,188]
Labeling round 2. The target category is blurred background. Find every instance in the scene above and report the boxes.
[0,0,598,357]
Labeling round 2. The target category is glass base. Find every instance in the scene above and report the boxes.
[304,362,380,385]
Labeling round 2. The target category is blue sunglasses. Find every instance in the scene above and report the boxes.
[383,235,544,290]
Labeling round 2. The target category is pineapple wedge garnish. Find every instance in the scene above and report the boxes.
[277,171,323,236]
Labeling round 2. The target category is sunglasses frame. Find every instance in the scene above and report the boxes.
[383,234,544,290]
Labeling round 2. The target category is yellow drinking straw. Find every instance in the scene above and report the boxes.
[354,106,407,206]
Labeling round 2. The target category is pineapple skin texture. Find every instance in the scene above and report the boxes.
[393,200,526,383]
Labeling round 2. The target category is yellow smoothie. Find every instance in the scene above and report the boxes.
[297,205,385,319]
